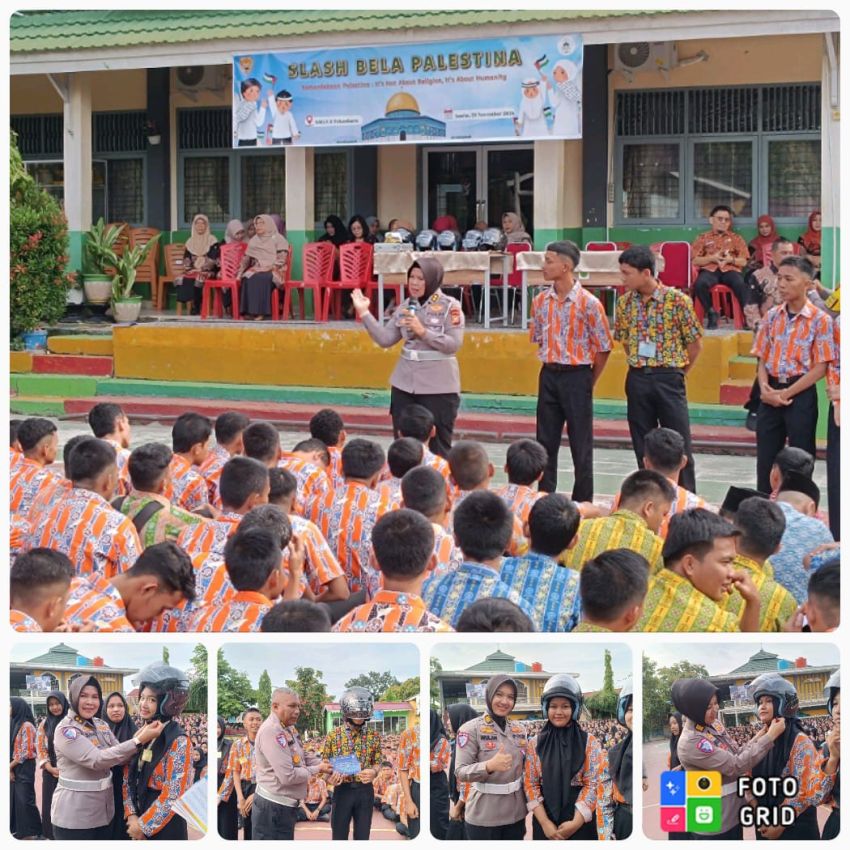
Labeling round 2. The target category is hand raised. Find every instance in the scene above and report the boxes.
[351,288,371,317]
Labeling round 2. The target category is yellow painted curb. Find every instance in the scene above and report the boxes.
[10,351,33,373]
[48,335,114,356]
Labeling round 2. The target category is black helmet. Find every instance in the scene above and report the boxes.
[749,672,799,718]
[541,673,582,718]
[415,229,438,251]
[133,662,190,719]
[339,687,373,721]
[617,677,633,726]
[824,670,840,717]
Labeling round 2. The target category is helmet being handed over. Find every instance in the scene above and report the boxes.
[339,686,373,721]
[749,672,799,718]
[541,673,583,718]
[133,661,190,719]
[824,669,840,717]
[617,676,633,726]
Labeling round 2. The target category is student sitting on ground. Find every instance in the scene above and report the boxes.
[455,597,536,632]
[768,446,815,498]
[87,402,133,495]
[259,598,332,632]
[400,466,461,575]
[10,418,62,517]
[333,509,451,633]
[718,485,766,521]
[10,548,74,632]
[574,549,649,632]
[499,494,582,632]
[377,438,424,515]
[638,509,761,632]
[168,412,215,514]
[421,490,536,628]
[397,404,452,486]
[201,411,250,505]
[279,437,333,520]
[785,559,840,633]
[309,408,347,490]
[25,435,87,526]
[493,438,548,526]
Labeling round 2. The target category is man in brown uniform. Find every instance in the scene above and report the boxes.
[253,687,331,840]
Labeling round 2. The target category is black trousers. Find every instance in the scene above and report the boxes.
[693,269,748,313]
[613,803,632,840]
[390,386,460,458]
[53,823,112,840]
[755,381,818,493]
[827,404,840,540]
[331,781,374,840]
[252,795,298,840]
[625,368,696,492]
[445,815,466,840]
[11,760,42,839]
[296,800,331,821]
[218,793,239,840]
[465,818,527,840]
[406,779,421,839]
[382,804,399,822]
[822,808,839,840]
[40,768,57,840]
[536,364,594,500]
[239,779,256,840]
[430,771,450,840]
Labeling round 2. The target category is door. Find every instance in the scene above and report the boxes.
[484,146,534,233]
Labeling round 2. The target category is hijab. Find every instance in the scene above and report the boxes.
[245,214,290,269]
[608,696,633,806]
[69,674,102,719]
[485,674,517,731]
[800,211,821,255]
[502,211,531,244]
[269,214,286,236]
[671,678,719,726]
[225,219,246,244]
[447,704,479,800]
[536,697,589,824]
[408,258,443,305]
[320,215,349,247]
[752,698,803,808]
[185,214,219,258]
[668,711,683,769]
[101,691,137,743]
[194,744,208,780]
[430,708,447,753]
[10,697,37,754]
[44,690,70,767]
[749,215,778,267]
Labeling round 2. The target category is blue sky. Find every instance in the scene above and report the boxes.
[644,643,839,676]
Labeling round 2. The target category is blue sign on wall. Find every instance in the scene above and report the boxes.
[233,33,582,148]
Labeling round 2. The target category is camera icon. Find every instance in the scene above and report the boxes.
[697,776,712,791]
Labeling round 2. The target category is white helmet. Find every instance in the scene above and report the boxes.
[415,229,439,251]
[824,670,840,717]
[461,230,483,251]
[479,227,505,251]
[385,228,414,245]
[437,230,459,251]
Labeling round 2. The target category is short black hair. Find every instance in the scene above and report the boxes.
[448,441,490,490]
[127,542,196,601]
[292,437,330,467]
[215,412,250,445]
[505,439,548,486]
[618,244,655,275]
[10,419,22,447]
[397,404,435,442]
[580,549,649,621]
[527,494,580,556]
[224,528,282,592]
[619,469,676,509]
[241,77,260,93]
[372,509,434,579]
[67,437,117,484]
[309,409,344,447]
[242,707,263,719]
[772,236,794,251]
[219,456,269,510]
[545,240,580,269]
[275,89,293,102]
[454,490,513,561]
[456,598,535,632]
[341,438,385,480]
[663,508,740,566]
[401,466,447,518]
[773,446,815,480]
[643,428,686,475]
[710,205,733,218]
[778,256,815,278]
[128,443,172,492]
[387,437,423,479]
[172,412,212,454]
[87,403,125,438]
[63,434,90,471]
[260,599,332,632]
[17,418,58,452]
[734,497,786,560]
[237,504,292,550]
[10,548,74,605]
[243,421,280,464]
[807,561,839,619]
[268,468,297,505]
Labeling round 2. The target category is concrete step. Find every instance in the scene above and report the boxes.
[47,334,114,356]
[720,379,754,406]
[737,330,755,357]
[728,355,758,381]
[31,353,114,376]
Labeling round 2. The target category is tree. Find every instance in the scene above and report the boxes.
[217,650,257,719]
[430,658,443,709]
[285,667,331,736]
[344,671,399,701]
[585,649,618,719]
[643,657,710,740]
[381,677,420,702]
[162,647,170,664]
[186,644,208,713]
[257,670,272,717]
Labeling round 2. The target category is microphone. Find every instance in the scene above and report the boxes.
[403,296,420,313]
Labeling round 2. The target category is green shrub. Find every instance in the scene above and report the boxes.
[10,132,73,337]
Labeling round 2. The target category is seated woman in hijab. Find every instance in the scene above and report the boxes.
[524,674,612,840]
[176,214,221,314]
[797,211,822,277]
[238,214,290,320]
[101,691,138,840]
[502,211,532,245]
[224,219,247,246]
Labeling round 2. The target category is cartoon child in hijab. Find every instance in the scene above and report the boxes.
[539,60,581,136]
[514,79,550,137]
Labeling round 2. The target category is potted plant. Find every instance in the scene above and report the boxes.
[83,218,123,305]
[109,235,160,323]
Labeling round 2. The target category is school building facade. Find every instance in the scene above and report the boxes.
[10,9,840,286]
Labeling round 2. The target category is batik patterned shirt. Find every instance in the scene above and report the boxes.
[398,724,421,784]
[500,552,582,632]
[638,569,739,632]
[63,574,135,632]
[332,590,452,633]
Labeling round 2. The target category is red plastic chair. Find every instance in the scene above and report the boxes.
[282,241,334,322]
[693,284,745,329]
[585,241,617,251]
[658,242,692,291]
[503,241,532,324]
[201,242,246,319]
[270,249,292,320]
[323,242,373,321]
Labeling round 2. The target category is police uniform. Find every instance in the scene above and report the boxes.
[454,712,530,839]
[253,712,323,840]
[361,258,465,458]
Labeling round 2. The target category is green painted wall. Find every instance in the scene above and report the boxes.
[820,226,840,289]
[534,228,582,250]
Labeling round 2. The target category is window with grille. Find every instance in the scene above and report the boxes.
[179,108,232,150]
[11,114,64,157]
[620,143,680,220]
[183,156,230,223]
[241,154,286,222]
[314,151,349,228]
[692,141,753,219]
[94,112,146,153]
[766,139,821,218]
[106,159,145,224]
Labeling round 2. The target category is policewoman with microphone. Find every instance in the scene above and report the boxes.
[352,257,465,457]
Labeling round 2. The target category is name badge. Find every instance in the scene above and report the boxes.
[141,749,153,763]
[638,340,657,359]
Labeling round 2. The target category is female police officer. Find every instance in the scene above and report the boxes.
[352,257,465,457]
[51,675,163,840]
[454,673,529,839]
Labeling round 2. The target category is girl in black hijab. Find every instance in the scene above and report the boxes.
[446,703,478,840]
[429,708,451,840]
[37,690,68,840]
[10,697,43,838]
[319,215,349,248]
[217,717,239,840]
[102,691,138,840]
[607,680,633,840]
[526,675,610,840]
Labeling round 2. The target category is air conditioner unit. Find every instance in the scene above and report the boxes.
[175,66,228,99]
[615,42,678,78]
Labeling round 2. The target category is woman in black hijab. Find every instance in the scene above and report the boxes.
[526,675,610,840]
[10,697,43,839]
[445,703,479,840]
[352,256,465,457]
[102,691,138,840]
[37,690,68,840]
[318,214,348,294]
[429,708,451,840]
[607,679,633,840]
[217,717,239,840]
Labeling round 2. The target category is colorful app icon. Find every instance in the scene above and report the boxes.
[660,807,687,833]
[687,797,722,833]
[660,771,686,806]
[660,770,722,833]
